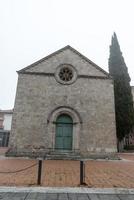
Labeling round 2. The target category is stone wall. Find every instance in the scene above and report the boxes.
[9,74,117,157]
[8,47,117,157]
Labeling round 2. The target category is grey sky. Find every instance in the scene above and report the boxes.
[1,0,134,109]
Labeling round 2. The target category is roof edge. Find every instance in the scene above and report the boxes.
[18,45,71,73]
[68,46,109,77]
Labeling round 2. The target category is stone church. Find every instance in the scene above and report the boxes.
[8,46,117,158]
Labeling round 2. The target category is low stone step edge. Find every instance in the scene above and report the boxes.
[0,187,134,194]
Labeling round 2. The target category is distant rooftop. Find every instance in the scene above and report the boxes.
[0,109,13,114]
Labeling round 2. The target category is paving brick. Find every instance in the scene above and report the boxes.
[26,193,38,199]
[68,194,77,200]
[45,193,58,200]
[27,193,46,200]
[118,194,134,200]
[58,193,68,200]
[2,192,27,200]
[98,194,120,200]
[88,194,100,200]
[76,193,89,200]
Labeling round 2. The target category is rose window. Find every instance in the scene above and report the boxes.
[59,67,73,82]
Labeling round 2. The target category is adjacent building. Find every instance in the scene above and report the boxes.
[0,109,13,147]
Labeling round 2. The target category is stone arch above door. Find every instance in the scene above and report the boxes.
[47,106,82,152]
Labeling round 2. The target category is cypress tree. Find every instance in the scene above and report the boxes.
[109,32,134,143]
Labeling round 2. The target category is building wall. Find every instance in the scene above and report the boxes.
[10,74,117,156]
[0,111,13,131]
[3,114,12,131]
[9,47,117,157]
[0,111,12,147]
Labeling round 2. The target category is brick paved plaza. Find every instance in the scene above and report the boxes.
[0,153,133,188]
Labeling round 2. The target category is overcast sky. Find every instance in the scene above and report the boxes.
[1,0,134,109]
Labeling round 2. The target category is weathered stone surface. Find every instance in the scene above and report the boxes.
[8,46,117,158]
[1,193,134,200]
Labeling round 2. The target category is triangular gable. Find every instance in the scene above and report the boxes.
[18,45,110,78]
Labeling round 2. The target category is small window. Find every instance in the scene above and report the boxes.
[59,67,73,82]
[55,64,77,85]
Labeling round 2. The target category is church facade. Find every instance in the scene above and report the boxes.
[8,46,117,158]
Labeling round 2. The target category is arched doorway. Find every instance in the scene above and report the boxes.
[55,114,73,150]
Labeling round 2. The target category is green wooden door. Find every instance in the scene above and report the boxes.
[55,114,73,150]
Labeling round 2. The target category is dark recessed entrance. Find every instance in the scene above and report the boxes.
[55,114,73,150]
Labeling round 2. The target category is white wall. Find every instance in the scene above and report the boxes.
[3,114,12,130]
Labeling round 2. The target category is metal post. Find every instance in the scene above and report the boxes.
[80,160,84,185]
[37,159,42,185]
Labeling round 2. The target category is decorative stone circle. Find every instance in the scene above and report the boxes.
[59,67,73,82]
[55,64,77,85]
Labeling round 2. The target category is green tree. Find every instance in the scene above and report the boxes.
[109,32,134,145]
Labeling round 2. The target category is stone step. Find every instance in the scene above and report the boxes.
[46,153,81,160]
[49,151,80,155]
